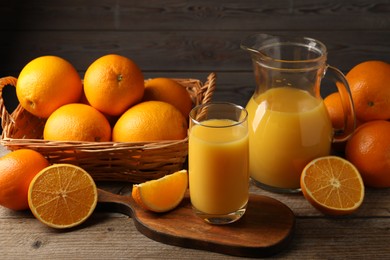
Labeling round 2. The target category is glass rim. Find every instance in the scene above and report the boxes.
[189,102,248,128]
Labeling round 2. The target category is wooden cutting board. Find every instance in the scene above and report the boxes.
[97,189,295,258]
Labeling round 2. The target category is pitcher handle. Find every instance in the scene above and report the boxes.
[324,65,356,142]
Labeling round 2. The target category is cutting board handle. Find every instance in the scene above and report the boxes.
[97,188,136,217]
[96,188,295,258]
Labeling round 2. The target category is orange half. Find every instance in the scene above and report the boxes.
[300,156,365,216]
[28,164,98,229]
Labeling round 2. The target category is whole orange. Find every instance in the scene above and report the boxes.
[143,78,193,117]
[345,120,390,188]
[323,92,345,153]
[44,103,111,142]
[83,54,144,116]
[324,92,345,130]
[112,101,188,142]
[346,60,390,122]
[324,92,363,152]
[16,55,82,118]
[0,149,50,210]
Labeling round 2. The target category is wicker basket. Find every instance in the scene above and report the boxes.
[0,73,216,183]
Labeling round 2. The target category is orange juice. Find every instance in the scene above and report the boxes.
[189,119,249,215]
[246,87,333,189]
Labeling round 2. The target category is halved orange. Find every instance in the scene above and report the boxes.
[132,169,188,213]
[300,156,365,216]
[28,164,98,229]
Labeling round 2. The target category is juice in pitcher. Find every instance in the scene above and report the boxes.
[246,87,333,190]
[241,33,355,193]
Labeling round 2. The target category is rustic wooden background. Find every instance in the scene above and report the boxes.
[0,2,390,258]
[1,0,389,112]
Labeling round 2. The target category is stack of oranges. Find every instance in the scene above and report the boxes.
[15,54,192,143]
[0,54,194,228]
[324,60,390,188]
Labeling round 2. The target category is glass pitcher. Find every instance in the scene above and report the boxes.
[241,33,355,193]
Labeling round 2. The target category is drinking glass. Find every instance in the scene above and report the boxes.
[189,102,249,225]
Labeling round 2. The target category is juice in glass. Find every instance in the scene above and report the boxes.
[189,103,249,224]
[246,87,333,190]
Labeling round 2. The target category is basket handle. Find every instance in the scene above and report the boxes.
[0,76,18,131]
[201,72,216,105]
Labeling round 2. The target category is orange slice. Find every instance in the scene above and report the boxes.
[132,169,188,213]
[300,156,365,216]
[28,164,98,229]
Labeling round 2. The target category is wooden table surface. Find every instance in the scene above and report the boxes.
[1,1,390,259]
[0,145,389,259]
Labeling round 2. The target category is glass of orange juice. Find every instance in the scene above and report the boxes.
[189,102,249,225]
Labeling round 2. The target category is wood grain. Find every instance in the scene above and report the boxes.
[97,189,295,258]
[1,0,389,111]
[1,30,389,75]
[1,0,389,77]
[0,184,389,259]
[1,0,389,31]
[0,1,390,258]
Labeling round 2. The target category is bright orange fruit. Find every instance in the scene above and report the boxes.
[0,149,50,211]
[346,60,390,122]
[132,169,188,213]
[43,103,111,142]
[83,54,144,116]
[143,77,193,117]
[345,120,390,188]
[324,92,345,130]
[300,156,364,216]
[28,164,98,229]
[112,101,187,142]
[16,55,82,118]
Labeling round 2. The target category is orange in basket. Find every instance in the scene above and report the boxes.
[0,73,216,183]
[16,55,82,118]
[43,103,111,142]
[83,54,144,116]
[112,101,187,142]
[143,77,193,117]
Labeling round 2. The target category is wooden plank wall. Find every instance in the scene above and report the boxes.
[1,0,389,109]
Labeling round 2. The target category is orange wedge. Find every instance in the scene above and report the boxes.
[300,156,365,216]
[132,169,188,213]
[28,164,98,229]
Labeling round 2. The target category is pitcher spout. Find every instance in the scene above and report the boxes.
[240,33,272,58]
[241,33,327,69]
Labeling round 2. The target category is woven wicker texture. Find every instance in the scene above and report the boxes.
[0,73,216,182]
